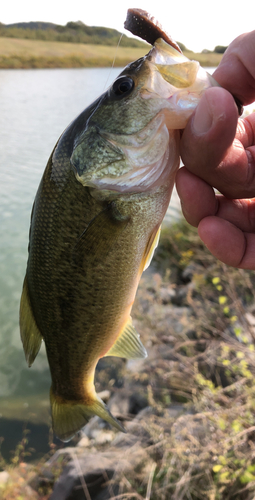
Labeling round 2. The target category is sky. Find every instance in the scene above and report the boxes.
[1,0,255,53]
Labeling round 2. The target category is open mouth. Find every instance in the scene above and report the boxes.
[140,38,219,129]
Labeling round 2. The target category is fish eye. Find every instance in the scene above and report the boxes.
[111,76,135,97]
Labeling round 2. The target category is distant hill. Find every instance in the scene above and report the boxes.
[0,21,148,48]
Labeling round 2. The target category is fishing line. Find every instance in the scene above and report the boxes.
[103,33,124,91]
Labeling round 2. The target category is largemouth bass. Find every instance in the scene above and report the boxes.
[20,15,218,442]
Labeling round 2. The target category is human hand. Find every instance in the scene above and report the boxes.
[176,31,255,269]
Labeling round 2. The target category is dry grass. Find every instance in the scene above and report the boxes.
[109,220,255,500]
[0,37,148,68]
[0,37,223,68]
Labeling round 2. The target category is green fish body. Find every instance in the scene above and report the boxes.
[20,39,218,441]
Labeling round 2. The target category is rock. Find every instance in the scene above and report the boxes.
[113,407,153,448]
[159,286,176,304]
[147,303,192,336]
[81,415,115,442]
[97,390,111,402]
[161,334,176,343]
[126,357,146,373]
[171,286,188,306]
[77,435,90,448]
[245,312,255,326]
[24,485,37,498]
[245,312,255,337]
[50,446,148,500]
[172,411,210,447]
[78,413,119,445]
[94,431,115,445]
[0,470,10,485]
[186,329,199,340]
[181,263,197,283]
[108,387,148,420]
[108,392,130,419]
[166,403,185,420]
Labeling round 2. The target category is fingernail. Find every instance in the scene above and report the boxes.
[193,95,213,135]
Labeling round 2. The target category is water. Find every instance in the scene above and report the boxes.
[0,68,122,384]
[0,66,181,405]
[0,67,128,458]
[0,66,253,459]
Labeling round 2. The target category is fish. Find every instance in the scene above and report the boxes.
[19,13,218,442]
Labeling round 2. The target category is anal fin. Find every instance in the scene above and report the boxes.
[105,317,147,360]
[19,275,43,367]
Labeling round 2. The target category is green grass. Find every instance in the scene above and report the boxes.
[0,37,148,68]
[0,37,223,68]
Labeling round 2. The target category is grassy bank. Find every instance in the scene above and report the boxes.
[0,37,223,68]
[0,37,148,68]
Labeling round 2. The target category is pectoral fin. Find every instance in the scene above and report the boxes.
[140,225,161,273]
[72,202,129,267]
[19,275,43,367]
[105,317,147,359]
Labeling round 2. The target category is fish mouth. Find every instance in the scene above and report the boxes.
[150,39,201,89]
[141,38,219,129]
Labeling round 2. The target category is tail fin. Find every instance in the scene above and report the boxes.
[50,389,125,442]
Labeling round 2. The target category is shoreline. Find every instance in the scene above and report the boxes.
[0,37,222,69]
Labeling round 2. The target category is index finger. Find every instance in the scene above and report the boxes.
[180,91,255,199]
[213,31,255,106]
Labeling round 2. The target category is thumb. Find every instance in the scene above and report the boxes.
[180,86,238,186]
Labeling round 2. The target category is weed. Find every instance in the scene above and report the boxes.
[112,219,255,499]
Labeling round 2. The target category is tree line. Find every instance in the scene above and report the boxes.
[0,21,147,48]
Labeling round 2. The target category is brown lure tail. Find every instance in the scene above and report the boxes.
[50,390,125,442]
[124,9,244,117]
[124,8,182,53]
